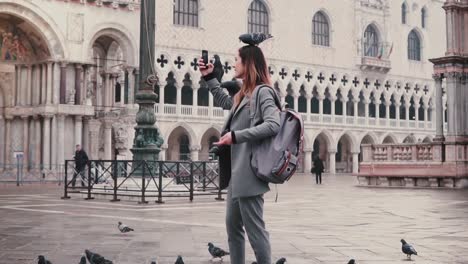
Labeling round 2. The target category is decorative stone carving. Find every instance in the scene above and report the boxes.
[67,13,84,43]
[113,122,128,150]
[67,89,75,104]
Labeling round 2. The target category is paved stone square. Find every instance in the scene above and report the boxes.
[0,174,467,264]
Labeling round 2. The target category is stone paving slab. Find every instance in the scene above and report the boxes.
[0,174,468,264]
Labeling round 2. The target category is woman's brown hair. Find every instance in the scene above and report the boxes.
[233,45,272,107]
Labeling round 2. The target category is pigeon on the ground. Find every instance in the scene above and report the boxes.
[347,259,356,264]
[220,80,241,97]
[208,242,230,260]
[275,258,287,264]
[175,255,184,264]
[118,221,134,233]
[239,33,273,46]
[85,249,113,264]
[79,255,87,264]
[401,239,418,260]
[38,255,52,264]
[213,55,224,82]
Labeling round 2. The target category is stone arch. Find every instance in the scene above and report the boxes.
[166,126,195,161]
[382,133,397,144]
[311,130,335,172]
[164,122,198,149]
[335,133,357,173]
[358,132,377,162]
[199,127,222,160]
[422,135,432,143]
[87,24,137,66]
[0,1,66,60]
[403,134,416,144]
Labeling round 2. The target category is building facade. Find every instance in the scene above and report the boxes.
[0,0,447,175]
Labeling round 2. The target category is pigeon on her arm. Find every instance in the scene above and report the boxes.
[220,80,241,97]
[401,239,418,260]
[239,33,273,46]
[207,242,230,261]
[79,255,87,264]
[85,249,113,264]
[118,221,134,233]
[38,255,52,264]
[213,55,224,82]
[275,258,287,264]
[175,255,184,264]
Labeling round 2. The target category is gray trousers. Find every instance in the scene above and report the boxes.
[226,191,271,264]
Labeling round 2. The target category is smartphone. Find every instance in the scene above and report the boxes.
[202,50,209,65]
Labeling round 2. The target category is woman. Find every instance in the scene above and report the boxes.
[199,43,280,264]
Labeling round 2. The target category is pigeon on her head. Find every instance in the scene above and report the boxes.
[85,249,113,264]
[347,259,356,264]
[401,239,418,260]
[118,221,134,233]
[239,33,273,46]
[275,257,287,264]
[175,255,184,264]
[38,255,52,264]
[79,255,87,264]
[207,242,230,260]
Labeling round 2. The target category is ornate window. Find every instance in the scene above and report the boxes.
[312,12,330,46]
[248,0,269,34]
[363,25,379,57]
[408,30,421,61]
[173,0,199,27]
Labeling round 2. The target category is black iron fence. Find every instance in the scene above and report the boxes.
[62,160,225,203]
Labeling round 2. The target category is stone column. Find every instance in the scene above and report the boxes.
[176,86,182,115]
[328,150,336,174]
[42,115,52,169]
[415,100,420,123]
[103,120,113,160]
[88,119,101,160]
[306,94,311,120]
[405,103,410,124]
[342,98,348,123]
[5,116,12,164]
[60,62,67,104]
[21,116,29,170]
[53,62,61,104]
[33,115,42,168]
[13,65,19,106]
[193,87,199,115]
[32,65,40,106]
[75,64,83,105]
[433,74,444,140]
[50,115,57,168]
[375,101,381,121]
[103,73,111,108]
[26,65,33,105]
[293,95,299,112]
[0,116,4,168]
[423,102,429,128]
[56,115,65,166]
[160,144,168,161]
[330,96,336,122]
[364,98,370,125]
[133,68,139,104]
[82,117,90,155]
[353,99,359,123]
[159,80,166,110]
[41,63,47,105]
[46,62,53,104]
[190,145,201,161]
[318,95,324,122]
[303,148,312,174]
[208,93,214,118]
[385,100,391,126]
[16,65,23,105]
[75,116,83,146]
[352,152,359,174]
[124,68,130,104]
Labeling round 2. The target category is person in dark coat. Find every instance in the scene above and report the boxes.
[198,41,280,264]
[312,155,324,184]
[71,144,89,187]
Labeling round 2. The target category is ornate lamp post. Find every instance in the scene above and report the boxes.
[131,0,164,163]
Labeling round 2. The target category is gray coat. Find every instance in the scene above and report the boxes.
[206,78,280,199]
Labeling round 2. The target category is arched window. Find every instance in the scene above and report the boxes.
[402,3,407,24]
[408,30,421,61]
[312,11,330,46]
[248,0,269,34]
[173,0,199,27]
[421,8,427,28]
[364,25,379,57]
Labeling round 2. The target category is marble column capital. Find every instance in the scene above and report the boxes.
[75,115,83,121]
[59,61,68,68]
[190,145,201,152]
[20,115,29,120]
[42,114,54,119]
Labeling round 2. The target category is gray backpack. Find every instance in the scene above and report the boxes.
[249,85,305,184]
